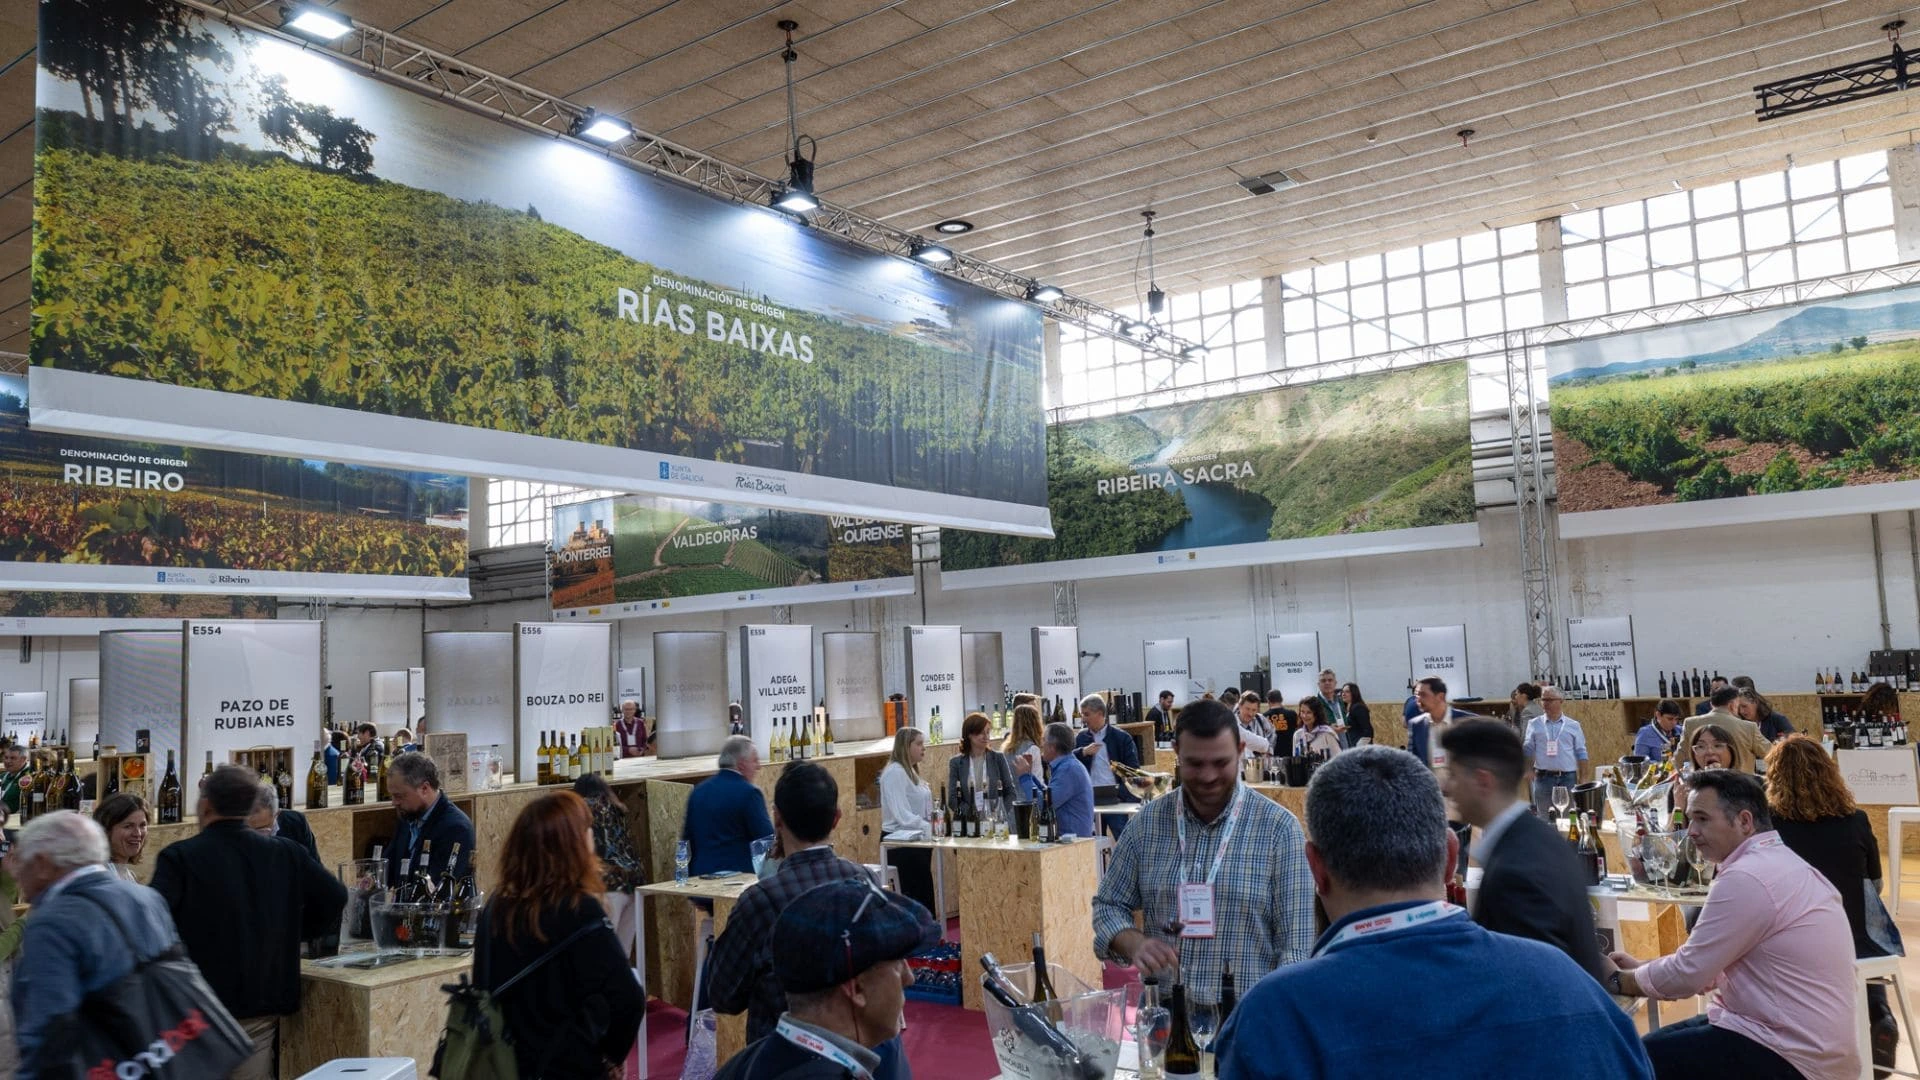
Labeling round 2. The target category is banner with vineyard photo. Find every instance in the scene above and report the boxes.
[1547,283,1920,537]
[29,3,1049,537]
[0,374,468,600]
[549,493,913,620]
[939,361,1480,588]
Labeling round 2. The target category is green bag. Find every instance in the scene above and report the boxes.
[431,911,606,1079]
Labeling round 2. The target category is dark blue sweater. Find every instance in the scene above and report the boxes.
[684,768,774,876]
[1214,900,1651,1080]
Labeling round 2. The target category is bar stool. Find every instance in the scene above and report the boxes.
[1887,807,1920,917]
[1855,954,1917,1080]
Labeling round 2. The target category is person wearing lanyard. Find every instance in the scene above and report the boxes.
[0,743,27,816]
[384,751,474,889]
[717,877,940,1080]
[1092,699,1315,1008]
[1522,687,1588,814]
[1211,746,1651,1080]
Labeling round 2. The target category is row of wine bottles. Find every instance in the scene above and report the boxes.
[765,703,836,762]
[14,748,86,824]
[390,838,479,950]
[1815,669,1905,693]
[1821,710,1910,750]
[1656,670,1721,699]
[1562,669,1623,700]
[1564,810,1607,887]
[535,729,617,785]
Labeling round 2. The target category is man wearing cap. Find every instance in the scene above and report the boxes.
[716,877,941,1080]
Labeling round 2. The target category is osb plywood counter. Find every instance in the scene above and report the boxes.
[279,953,471,1079]
[883,835,1100,1011]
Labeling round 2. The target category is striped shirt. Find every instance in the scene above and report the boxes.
[1092,784,1315,1005]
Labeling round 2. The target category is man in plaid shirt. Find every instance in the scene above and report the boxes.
[1093,699,1316,1005]
[708,762,872,1041]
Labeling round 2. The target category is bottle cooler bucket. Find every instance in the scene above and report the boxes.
[982,962,1124,1080]
[1572,781,1607,821]
[337,858,386,954]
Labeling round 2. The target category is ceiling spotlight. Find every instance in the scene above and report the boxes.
[1026,282,1064,304]
[1181,344,1208,361]
[1120,319,1153,341]
[934,219,974,234]
[285,5,353,40]
[912,241,953,265]
[573,111,633,144]
[770,21,819,216]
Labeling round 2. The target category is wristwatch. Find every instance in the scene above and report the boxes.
[1606,970,1625,996]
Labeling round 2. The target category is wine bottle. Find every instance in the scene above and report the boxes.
[569,733,583,779]
[1219,961,1238,1025]
[199,749,214,795]
[823,709,836,756]
[1583,811,1606,885]
[1037,784,1058,843]
[62,751,81,811]
[307,742,329,809]
[343,749,365,805]
[274,757,294,811]
[376,741,392,802]
[413,839,438,899]
[156,750,181,824]
[442,842,475,949]
[537,730,552,785]
[1030,931,1064,1024]
[797,714,812,761]
[1162,978,1203,1079]
[978,953,1091,1072]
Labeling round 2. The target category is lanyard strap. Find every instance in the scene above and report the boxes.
[776,1018,873,1079]
[1315,901,1465,956]
[1176,783,1246,886]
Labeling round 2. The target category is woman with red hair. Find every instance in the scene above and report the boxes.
[479,790,642,1078]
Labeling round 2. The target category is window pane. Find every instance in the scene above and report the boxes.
[1427,305,1464,342]
[1423,239,1460,270]
[1203,312,1231,342]
[1789,160,1836,199]
[1113,362,1144,397]
[1086,365,1115,401]
[1346,256,1383,285]
[1503,254,1541,292]
[1283,297,1314,330]
[1560,209,1600,243]
[1500,223,1537,253]
[1840,150,1888,189]
[1312,265,1346,292]
[1563,242,1605,283]
[1695,216,1741,259]
[1232,279,1263,307]
[1605,234,1650,275]
[1696,257,1745,294]
[1387,276,1423,314]
[1849,229,1898,270]
[1285,332,1317,367]
[1143,357,1174,390]
[1463,261,1501,301]
[1060,342,1087,373]
[1743,205,1790,250]
[1425,269,1462,307]
[1464,298,1505,336]
[1281,268,1313,292]
[1791,197,1841,241]
[1608,273,1651,312]
[1505,291,1543,328]
[1385,245,1423,277]
[1170,291,1200,322]
[1317,326,1352,361]
[1646,190,1691,229]
[1461,230,1499,264]
[1845,187,1894,231]
[1566,281,1607,319]
[1601,200,1645,236]
[1652,268,1697,305]
[1349,282,1386,320]
[1203,350,1233,382]
[1389,313,1426,347]
[1739,171,1787,208]
[1233,307,1263,342]
[1235,341,1266,375]
[1352,321,1388,356]
[1648,225,1692,267]
[1793,238,1846,280]
[1693,181,1738,218]
[1746,249,1795,287]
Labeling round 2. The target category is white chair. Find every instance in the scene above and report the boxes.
[864,862,903,893]
[1887,807,1920,917]
[1854,954,1918,1080]
[296,1061,416,1080]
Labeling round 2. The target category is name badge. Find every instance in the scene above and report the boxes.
[1178,883,1216,938]
[1545,741,1561,759]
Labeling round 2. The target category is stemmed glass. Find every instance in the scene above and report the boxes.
[1641,831,1681,897]
[1551,786,1572,829]
[1681,836,1714,890]
[1189,1002,1218,1074]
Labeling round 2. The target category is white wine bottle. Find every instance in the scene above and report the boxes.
[1162,977,1203,1079]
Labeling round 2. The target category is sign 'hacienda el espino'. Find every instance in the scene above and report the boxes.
[940,361,1478,587]
[548,494,913,619]
[0,374,468,601]
[29,2,1050,537]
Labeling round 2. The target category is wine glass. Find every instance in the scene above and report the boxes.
[1551,786,1572,828]
[1641,832,1679,897]
[1189,1002,1218,1073]
[1682,836,1714,889]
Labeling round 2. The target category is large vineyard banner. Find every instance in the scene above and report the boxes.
[0,373,467,600]
[1547,283,1920,537]
[549,494,913,619]
[29,3,1049,537]
[940,362,1479,588]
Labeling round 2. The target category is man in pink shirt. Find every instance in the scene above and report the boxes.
[1601,769,1858,1080]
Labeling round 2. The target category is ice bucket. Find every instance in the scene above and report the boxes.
[982,962,1124,1080]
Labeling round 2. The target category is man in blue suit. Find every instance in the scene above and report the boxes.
[685,734,774,876]
[1074,694,1139,837]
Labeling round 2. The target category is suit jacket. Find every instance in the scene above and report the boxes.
[384,790,477,888]
[276,808,321,864]
[945,750,1017,808]
[149,819,347,1019]
[1475,809,1606,981]
[1073,723,1141,801]
[1680,709,1770,772]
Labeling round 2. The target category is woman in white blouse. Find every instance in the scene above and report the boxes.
[878,726,938,914]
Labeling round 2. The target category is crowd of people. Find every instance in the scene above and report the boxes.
[0,669,1897,1079]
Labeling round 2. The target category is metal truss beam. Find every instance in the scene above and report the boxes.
[1504,331,1558,685]
[182,0,1202,363]
[1756,41,1909,122]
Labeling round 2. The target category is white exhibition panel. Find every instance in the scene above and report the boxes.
[1566,616,1640,696]
[740,625,815,758]
[1837,748,1920,805]
[616,667,648,710]
[654,631,729,760]
[182,620,323,808]
[904,625,965,728]
[0,555,468,600]
[368,670,411,733]
[1408,624,1472,699]
[938,521,1482,590]
[98,629,183,759]
[1268,633,1322,703]
[512,622,611,780]
[1142,639,1193,705]
[1,692,47,746]
[422,632,514,758]
[961,632,1005,711]
[2,616,185,635]
[1031,626,1081,707]
[409,667,427,724]
[69,677,100,747]
[553,574,915,621]
[821,632,885,742]
[30,368,1056,539]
